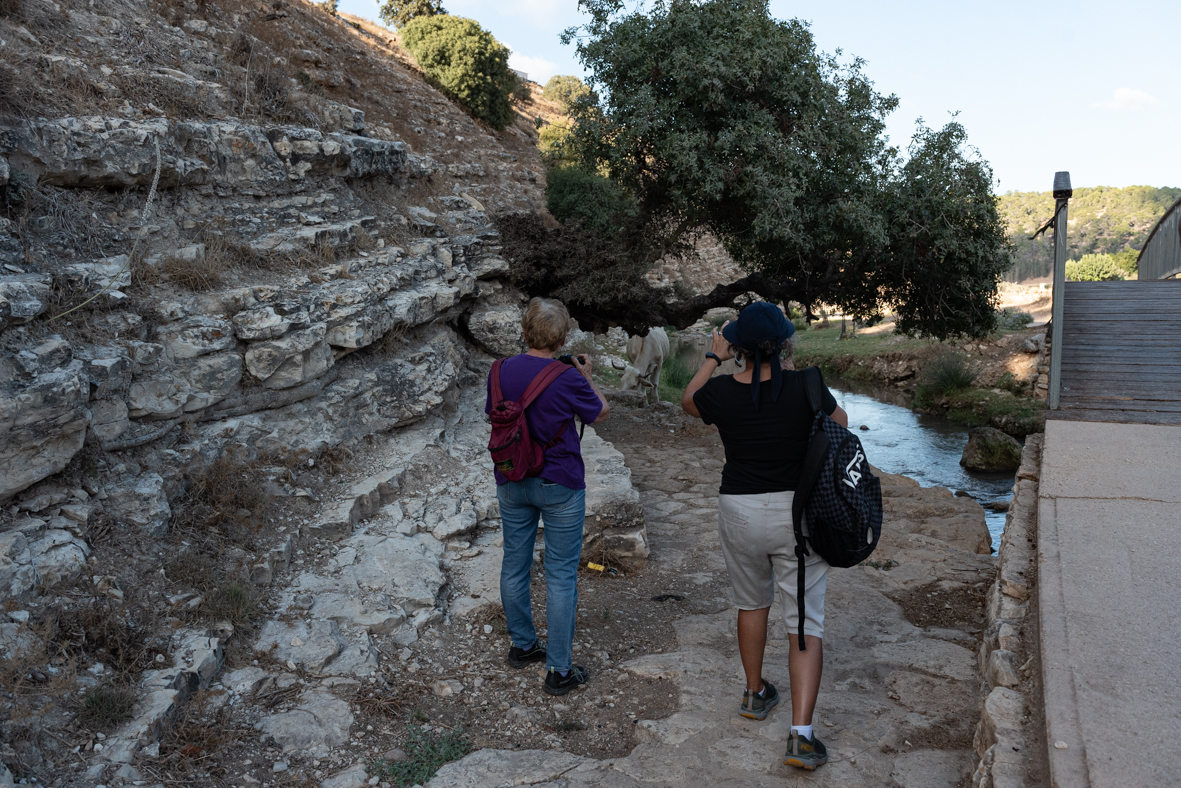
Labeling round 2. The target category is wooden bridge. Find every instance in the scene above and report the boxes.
[1049,280,1181,425]
[1037,184,1181,788]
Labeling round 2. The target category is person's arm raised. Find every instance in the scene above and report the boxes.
[682,322,733,419]
[572,354,610,423]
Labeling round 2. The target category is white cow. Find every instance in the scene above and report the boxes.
[612,327,670,406]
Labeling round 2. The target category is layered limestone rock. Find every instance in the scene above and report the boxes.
[0,358,91,502]
[0,107,512,506]
[0,117,407,189]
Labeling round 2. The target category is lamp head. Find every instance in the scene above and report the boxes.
[1053,171,1072,200]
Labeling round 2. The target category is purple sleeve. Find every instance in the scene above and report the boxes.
[485,369,493,415]
[565,370,603,424]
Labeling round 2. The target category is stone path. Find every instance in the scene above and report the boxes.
[429,403,998,788]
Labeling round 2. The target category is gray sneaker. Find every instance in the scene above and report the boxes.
[738,679,780,720]
[784,731,828,770]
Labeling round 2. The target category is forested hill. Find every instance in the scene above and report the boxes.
[999,185,1181,281]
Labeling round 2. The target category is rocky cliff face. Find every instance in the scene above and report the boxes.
[0,0,551,521]
[0,1,642,780]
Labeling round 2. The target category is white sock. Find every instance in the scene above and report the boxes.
[791,724,813,741]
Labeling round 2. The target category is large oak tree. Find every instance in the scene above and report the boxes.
[500,0,1011,337]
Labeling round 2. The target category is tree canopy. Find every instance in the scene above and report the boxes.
[1066,253,1127,282]
[541,75,591,111]
[379,0,445,29]
[504,0,1011,337]
[401,14,516,130]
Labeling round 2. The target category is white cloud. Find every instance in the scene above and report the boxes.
[1092,88,1159,111]
[508,51,558,84]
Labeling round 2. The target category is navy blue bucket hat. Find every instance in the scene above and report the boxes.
[721,302,795,408]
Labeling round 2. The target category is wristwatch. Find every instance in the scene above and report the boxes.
[704,352,722,364]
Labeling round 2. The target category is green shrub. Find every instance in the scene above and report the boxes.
[379,0,444,29]
[374,725,471,787]
[315,0,338,15]
[546,167,635,235]
[994,308,1033,331]
[1113,248,1139,278]
[1065,253,1125,282]
[919,351,978,395]
[542,75,590,110]
[401,15,516,130]
[538,120,574,166]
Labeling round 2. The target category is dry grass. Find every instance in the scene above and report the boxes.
[78,686,136,731]
[170,447,271,550]
[317,443,354,476]
[160,251,228,291]
[152,689,239,774]
[201,582,256,629]
[51,599,157,678]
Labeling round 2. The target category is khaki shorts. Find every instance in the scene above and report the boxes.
[717,491,829,639]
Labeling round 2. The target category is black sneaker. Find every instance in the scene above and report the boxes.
[738,678,780,720]
[507,640,547,668]
[543,665,589,696]
[783,731,828,770]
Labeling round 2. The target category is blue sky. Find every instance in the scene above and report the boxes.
[339,0,1180,193]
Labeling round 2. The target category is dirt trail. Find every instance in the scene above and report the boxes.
[425,402,997,788]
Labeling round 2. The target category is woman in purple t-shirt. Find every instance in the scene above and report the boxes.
[485,297,609,695]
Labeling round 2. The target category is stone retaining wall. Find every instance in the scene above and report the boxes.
[971,434,1044,788]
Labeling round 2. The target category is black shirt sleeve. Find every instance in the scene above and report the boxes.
[815,368,838,416]
[692,378,723,426]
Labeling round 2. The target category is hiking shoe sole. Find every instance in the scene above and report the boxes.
[784,733,828,770]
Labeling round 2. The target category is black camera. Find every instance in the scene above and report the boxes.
[557,354,576,366]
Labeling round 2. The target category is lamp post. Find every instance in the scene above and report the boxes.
[1048,171,1071,410]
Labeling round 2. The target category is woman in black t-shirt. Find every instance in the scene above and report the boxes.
[681,302,848,771]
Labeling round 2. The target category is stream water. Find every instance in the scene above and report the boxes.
[668,336,1014,551]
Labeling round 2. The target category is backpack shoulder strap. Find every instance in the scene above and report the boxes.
[520,361,574,448]
[490,358,506,403]
[518,361,570,409]
[802,366,825,414]
[791,426,828,653]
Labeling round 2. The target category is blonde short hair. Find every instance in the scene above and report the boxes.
[521,297,570,352]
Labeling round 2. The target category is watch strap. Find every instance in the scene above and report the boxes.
[705,352,722,364]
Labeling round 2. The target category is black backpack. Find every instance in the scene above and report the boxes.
[791,367,883,649]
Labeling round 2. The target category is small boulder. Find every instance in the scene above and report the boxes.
[467,304,525,357]
[960,427,1023,472]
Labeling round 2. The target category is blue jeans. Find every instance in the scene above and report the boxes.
[496,477,586,673]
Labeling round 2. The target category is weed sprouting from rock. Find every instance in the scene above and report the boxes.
[202,582,256,630]
[373,725,471,787]
[172,448,269,547]
[78,686,135,731]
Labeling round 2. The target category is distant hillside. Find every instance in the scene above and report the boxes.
[999,186,1181,281]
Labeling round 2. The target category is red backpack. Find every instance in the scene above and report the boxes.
[487,358,570,481]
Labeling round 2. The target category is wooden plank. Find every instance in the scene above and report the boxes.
[1060,373,1181,385]
[1047,409,1181,425]
[1060,340,1181,348]
[1056,398,1181,412]
[1060,390,1181,403]
[1061,362,1181,370]
[1060,374,1181,386]
[1059,330,1181,338]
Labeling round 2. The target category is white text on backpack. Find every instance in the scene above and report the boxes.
[843,450,865,489]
